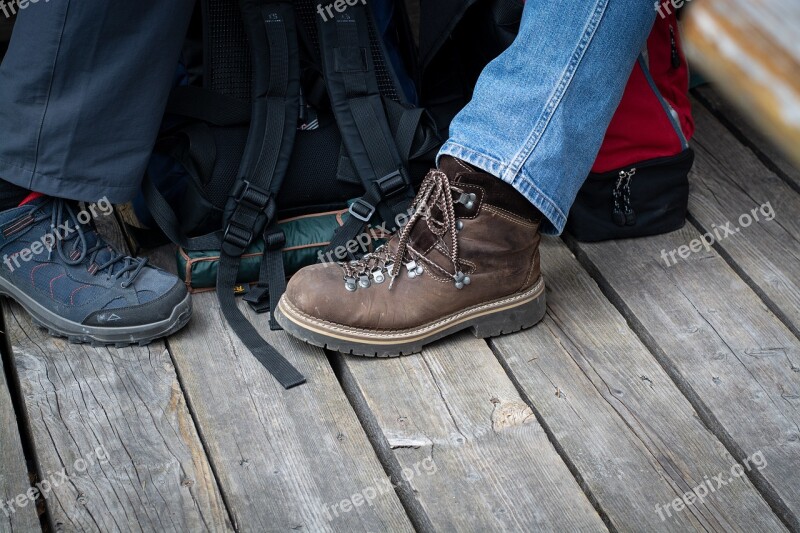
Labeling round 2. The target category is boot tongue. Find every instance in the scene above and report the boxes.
[438,156,477,181]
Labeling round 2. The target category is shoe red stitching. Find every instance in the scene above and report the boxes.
[30,263,48,287]
[49,273,66,299]
[70,285,90,305]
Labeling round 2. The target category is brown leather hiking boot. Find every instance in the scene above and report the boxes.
[275,156,546,356]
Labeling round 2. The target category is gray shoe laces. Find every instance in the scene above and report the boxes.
[49,199,147,288]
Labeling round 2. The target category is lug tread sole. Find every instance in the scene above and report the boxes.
[276,279,547,357]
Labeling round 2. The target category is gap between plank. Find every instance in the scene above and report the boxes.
[1,305,51,532]
[483,338,617,533]
[685,214,800,343]
[691,89,800,196]
[113,209,240,532]
[326,349,438,533]
[163,336,240,532]
[562,234,798,532]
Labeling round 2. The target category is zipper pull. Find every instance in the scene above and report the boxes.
[612,169,637,227]
[670,26,681,69]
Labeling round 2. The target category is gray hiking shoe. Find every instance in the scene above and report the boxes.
[0,197,191,346]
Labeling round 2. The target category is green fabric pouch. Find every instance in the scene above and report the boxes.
[177,209,348,291]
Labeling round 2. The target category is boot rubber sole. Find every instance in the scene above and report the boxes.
[0,276,192,348]
[275,277,546,357]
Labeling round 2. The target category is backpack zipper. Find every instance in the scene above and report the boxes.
[637,54,688,150]
[669,25,681,69]
[612,168,637,227]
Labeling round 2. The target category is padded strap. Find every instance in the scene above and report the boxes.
[216,0,304,389]
[316,3,415,236]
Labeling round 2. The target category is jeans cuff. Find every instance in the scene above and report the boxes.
[438,141,566,235]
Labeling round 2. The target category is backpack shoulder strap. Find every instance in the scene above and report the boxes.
[315,3,417,252]
[217,0,305,389]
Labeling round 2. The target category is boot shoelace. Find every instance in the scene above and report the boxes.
[48,199,147,288]
[340,169,475,291]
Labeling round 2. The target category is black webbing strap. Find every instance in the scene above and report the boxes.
[242,225,286,330]
[142,172,222,251]
[217,0,304,389]
[140,120,223,252]
[316,4,415,253]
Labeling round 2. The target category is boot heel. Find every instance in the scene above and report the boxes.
[471,291,547,338]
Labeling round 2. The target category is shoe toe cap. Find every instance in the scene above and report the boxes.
[283,263,347,319]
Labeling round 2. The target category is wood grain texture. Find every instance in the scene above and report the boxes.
[335,333,607,532]
[683,0,800,167]
[688,102,800,337]
[491,238,785,532]
[567,222,800,530]
[1,213,232,532]
[693,87,800,192]
[4,305,233,532]
[121,206,414,532]
[0,355,40,533]
[163,293,414,532]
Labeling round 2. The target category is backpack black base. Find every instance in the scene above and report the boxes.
[566,149,694,242]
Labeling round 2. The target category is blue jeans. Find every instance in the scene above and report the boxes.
[439,0,656,235]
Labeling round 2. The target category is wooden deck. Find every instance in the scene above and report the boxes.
[1,89,799,532]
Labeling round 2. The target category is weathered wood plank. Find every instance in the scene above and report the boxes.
[334,333,607,531]
[6,307,233,532]
[491,238,785,532]
[0,352,40,532]
[683,0,800,167]
[2,209,233,532]
[688,102,800,337]
[693,87,800,192]
[164,294,415,532]
[566,222,800,530]
[120,207,415,532]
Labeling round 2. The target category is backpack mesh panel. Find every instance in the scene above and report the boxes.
[207,127,249,208]
[276,118,363,213]
[295,0,322,57]
[294,0,400,102]
[196,0,402,218]
[367,20,400,102]
[206,0,252,100]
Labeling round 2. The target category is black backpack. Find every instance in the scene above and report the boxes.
[142,0,443,388]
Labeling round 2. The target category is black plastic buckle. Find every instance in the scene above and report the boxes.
[348,199,376,223]
[376,169,410,200]
[222,181,276,257]
[222,223,253,256]
[233,180,271,210]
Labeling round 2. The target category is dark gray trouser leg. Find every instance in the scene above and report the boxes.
[0,0,195,202]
